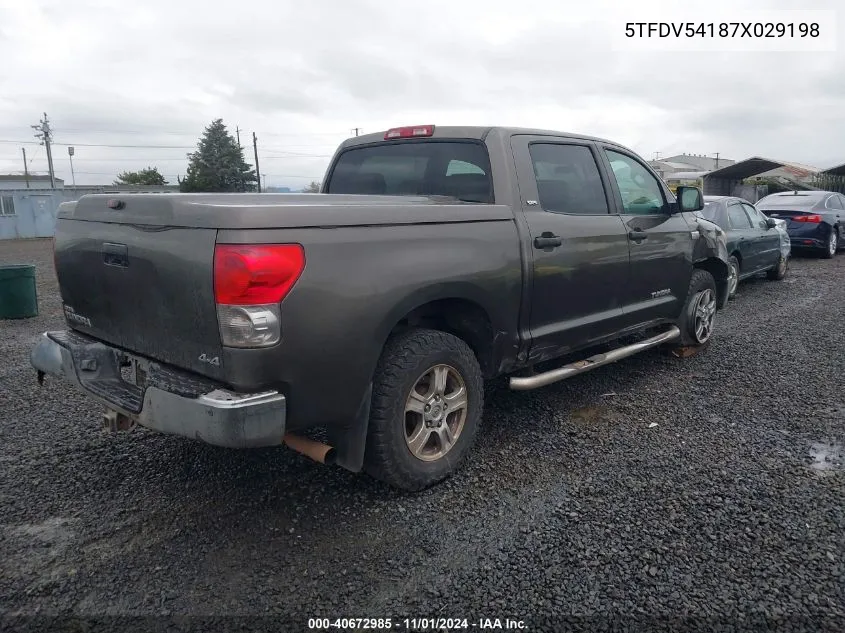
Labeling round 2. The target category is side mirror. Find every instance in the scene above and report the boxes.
[676,186,704,212]
[765,217,777,229]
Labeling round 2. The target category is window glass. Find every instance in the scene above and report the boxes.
[827,195,844,210]
[0,196,15,216]
[742,203,766,228]
[699,202,726,229]
[446,160,486,176]
[727,203,753,229]
[528,143,609,215]
[327,141,493,202]
[605,150,665,215]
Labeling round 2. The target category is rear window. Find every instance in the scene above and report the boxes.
[758,193,824,207]
[326,141,493,203]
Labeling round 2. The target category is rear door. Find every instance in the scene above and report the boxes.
[742,202,781,270]
[598,147,693,325]
[725,201,758,272]
[510,136,631,358]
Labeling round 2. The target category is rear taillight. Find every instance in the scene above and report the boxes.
[384,125,435,140]
[793,214,822,223]
[213,244,305,348]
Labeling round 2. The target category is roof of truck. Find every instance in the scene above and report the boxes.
[338,126,620,149]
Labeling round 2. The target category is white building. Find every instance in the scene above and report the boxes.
[0,174,64,190]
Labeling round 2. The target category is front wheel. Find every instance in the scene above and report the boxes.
[767,255,788,280]
[677,269,718,348]
[364,328,483,491]
[727,256,740,299]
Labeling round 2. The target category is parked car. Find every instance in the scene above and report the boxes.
[756,190,845,258]
[30,125,731,491]
[698,195,789,299]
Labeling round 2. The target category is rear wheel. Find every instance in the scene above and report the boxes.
[364,328,483,491]
[823,228,838,259]
[767,255,788,280]
[727,256,740,299]
[677,269,717,348]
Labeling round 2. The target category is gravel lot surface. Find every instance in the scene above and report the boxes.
[1,238,844,632]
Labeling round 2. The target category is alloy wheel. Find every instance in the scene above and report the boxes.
[693,289,717,344]
[404,364,468,462]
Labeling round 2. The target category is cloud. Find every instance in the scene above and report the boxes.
[0,0,843,188]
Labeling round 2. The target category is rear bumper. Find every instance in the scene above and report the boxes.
[30,331,286,448]
[787,224,828,249]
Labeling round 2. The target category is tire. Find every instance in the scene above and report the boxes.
[727,256,740,300]
[364,328,483,491]
[822,228,837,259]
[767,254,788,280]
[676,269,718,348]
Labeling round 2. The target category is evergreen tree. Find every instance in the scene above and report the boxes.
[180,119,257,192]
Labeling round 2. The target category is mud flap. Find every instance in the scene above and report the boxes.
[326,382,372,473]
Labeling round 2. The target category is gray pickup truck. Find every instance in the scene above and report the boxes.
[31,125,730,490]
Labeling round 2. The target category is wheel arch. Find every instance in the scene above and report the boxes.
[694,257,730,309]
[379,291,499,378]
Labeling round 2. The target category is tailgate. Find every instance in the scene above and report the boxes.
[54,197,224,381]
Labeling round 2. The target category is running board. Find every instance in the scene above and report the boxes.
[509,326,681,391]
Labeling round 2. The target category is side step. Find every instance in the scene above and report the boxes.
[509,326,681,391]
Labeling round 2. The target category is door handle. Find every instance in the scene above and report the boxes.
[533,232,562,249]
[628,229,647,242]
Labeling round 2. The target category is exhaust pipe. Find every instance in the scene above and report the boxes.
[283,433,336,465]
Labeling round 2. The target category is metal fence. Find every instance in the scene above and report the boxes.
[810,174,845,194]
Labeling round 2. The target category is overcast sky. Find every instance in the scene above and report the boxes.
[0,0,843,188]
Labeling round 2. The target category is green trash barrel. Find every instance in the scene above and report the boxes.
[0,264,38,319]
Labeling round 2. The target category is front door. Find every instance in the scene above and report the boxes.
[742,202,781,271]
[511,137,631,360]
[726,200,759,273]
[598,147,694,326]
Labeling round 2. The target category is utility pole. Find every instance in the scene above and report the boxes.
[236,126,241,148]
[714,152,720,169]
[253,132,262,193]
[352,127,361,137]
[262,174,267,191]
[31,112,56,189]
[654,151,661,161]
[22,148,30,189]
[68,146,76,186]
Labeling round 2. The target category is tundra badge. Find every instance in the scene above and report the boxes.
[63,305,92,327]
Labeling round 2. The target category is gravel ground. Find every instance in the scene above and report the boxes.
[1,238,844,632]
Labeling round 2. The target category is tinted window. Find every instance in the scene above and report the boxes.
[605,150,666,215]
[727,203,753,229]
[529,143,609,215]
[742,203,767,228]
[699,202,725,228]
[327,141,493,202]
[758,193,825,208]
[826,195,844,210]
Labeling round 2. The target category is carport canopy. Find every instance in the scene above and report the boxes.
[821,163,845,177]
[702,157,786,195]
